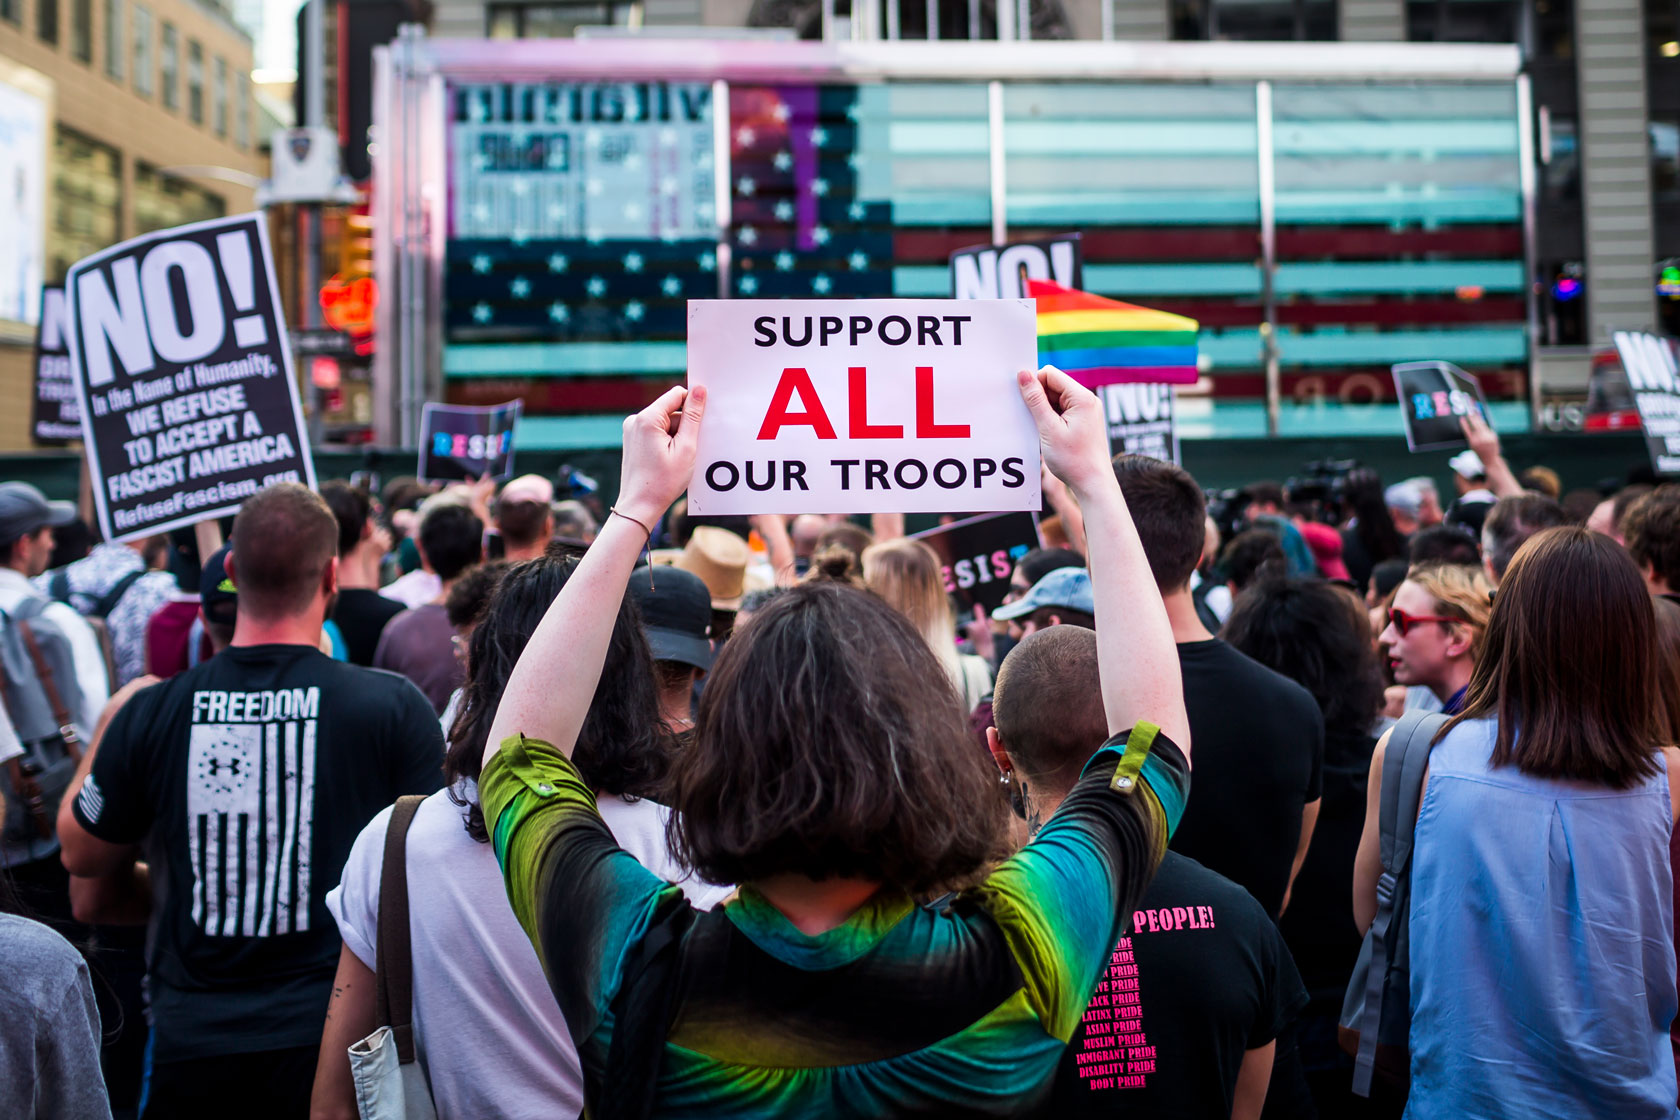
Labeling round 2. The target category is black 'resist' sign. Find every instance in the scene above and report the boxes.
[67,213,315,542]
[912,511,1042,615]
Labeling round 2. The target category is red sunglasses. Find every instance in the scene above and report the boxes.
[1387,607,1459,637]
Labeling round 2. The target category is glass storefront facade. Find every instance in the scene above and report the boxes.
[402,44,1528,448]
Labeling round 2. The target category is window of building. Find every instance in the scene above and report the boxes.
[72,0,93,61]
[38,0,58,43]
[134,162,224,234]
[213,56,227,136]
[486,0,639,38]
[50,125,122,280]
[236,76,250,148]
[160,22,178,109]
[1170,0,1334,39]
[1407,0,1520,43]
[1,0,19,28]
[133,6,153,96]
[188,39,203,123]
[105,0,124,80]
[1647,0,1680,57]
[1541,112,1579,202]
[1533,0,1573,58]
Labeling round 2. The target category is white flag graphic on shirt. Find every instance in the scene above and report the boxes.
[186,687,319,937]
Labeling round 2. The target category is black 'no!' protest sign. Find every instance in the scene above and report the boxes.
[67,214,315,542]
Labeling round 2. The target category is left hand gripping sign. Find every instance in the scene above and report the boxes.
[685,299,1042,516]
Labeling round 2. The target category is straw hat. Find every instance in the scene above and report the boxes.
[663,526,770,611]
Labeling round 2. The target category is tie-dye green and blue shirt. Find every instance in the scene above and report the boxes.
[482,724,1189,1117]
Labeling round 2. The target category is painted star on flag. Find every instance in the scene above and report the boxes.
[739,274,759,294]
[738,176,757,196]
[812,226,831,246]
[587,178,604,196]
[738,226,758,246]
[775,251,795,271]
[812,274,832,294]
[809,126,828,146]
[773,150,792,171]
[587,276,608,297]
[472,254,492,274]
[623,252,645,272]
[625,301,646,321]
[774,200,795,221]
[623,202,643,221]
[736,126,756,147]
[812,178,829,197]
[472,203,491,223]
[472,302,492,323]
[662,275,683,296]
[772,102,790,123]
[510,276,531,297]
[548,253,569,273]
[511,180,530,196]
[699,251,717,271]
[848,251,870,271]
[548,302,570,323]
[848,201,867,220]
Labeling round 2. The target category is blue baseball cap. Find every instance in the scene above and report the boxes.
[992,567,1093,621]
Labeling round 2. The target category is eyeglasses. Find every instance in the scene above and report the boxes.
[1387,607,1460,637]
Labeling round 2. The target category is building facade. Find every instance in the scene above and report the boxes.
[0,0,258,449]
[369,0,1667,449]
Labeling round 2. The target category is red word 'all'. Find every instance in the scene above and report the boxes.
[756,367,971,441]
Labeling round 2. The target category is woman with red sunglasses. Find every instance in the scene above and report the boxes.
[1376,562,1491,716]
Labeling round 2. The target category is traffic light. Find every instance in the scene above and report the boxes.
[339,209,374,280]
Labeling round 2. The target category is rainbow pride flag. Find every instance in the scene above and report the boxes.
[1028,279,1199,387]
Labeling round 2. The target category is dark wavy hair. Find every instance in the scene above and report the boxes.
[1223,576,1385,743]
[667,580,1006,893]
[1343,468,1405,568]
[445,553,673,841]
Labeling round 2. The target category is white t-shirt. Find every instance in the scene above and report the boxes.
[380,570,441,610]
[327,782,732,1120]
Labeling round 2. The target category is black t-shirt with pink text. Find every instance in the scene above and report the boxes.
[1052,852,1307,1117]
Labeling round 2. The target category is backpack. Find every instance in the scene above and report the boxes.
[1337,709,1449,1097]
[0,598,90,864]
[49,565,143,687]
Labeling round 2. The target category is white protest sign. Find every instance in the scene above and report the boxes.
[67,213,315,541]
[686,299,1041,515]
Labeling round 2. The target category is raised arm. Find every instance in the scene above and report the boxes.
[1460,412,1522,499]
[483,386,706,765]
[1016,368,1189,756]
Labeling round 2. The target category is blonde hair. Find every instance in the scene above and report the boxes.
[862,538,959,678]
[1405,562,1494,663]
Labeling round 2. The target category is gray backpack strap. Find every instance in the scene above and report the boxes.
[1351,709,1448,1096]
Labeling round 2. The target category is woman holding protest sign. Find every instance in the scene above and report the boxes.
[477,368,1190,1116]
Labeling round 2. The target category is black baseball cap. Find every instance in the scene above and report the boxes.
[629,565,712,671]
[200,544,238,627]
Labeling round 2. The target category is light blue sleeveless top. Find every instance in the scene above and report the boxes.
[1407,717,1679,1119]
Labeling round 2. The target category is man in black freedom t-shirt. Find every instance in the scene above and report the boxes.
[1113,455,1323,919]
[59,485,444,1119]
[989,626,1307,1118]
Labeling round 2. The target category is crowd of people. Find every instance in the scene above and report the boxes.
[4,377,1680,1119]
